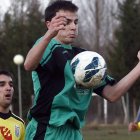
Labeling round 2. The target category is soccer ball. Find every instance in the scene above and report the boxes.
[71,51,107,88]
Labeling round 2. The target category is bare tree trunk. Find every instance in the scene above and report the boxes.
[133,98,137,120]
[95,0,100,52]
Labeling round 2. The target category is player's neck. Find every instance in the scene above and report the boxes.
[54,37,71,45]
[0,106,10,113]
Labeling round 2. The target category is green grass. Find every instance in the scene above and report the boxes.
[82,125,140,140]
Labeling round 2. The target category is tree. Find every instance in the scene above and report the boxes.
[0,0,45,121]
[73,0,119,53]
[107,0,140,120]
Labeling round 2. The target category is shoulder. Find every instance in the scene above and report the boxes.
[72,46,86,55]
[72,46,86,51]
[11,113,25,125]
[33,36,43,47]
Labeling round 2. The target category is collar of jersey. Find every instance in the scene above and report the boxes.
[0,111,11,119]
[52,38,72,49]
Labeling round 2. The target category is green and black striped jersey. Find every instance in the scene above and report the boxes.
[28,38,115,129]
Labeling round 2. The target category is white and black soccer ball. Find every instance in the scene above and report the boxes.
[71,51,107,88]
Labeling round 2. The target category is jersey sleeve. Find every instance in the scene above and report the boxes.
[32,37,61,68]
[93,75,116,96]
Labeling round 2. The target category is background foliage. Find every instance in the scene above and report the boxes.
[107,0,140,118]
[0,0,45,120]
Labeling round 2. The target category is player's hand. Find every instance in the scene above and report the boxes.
[45,13,67,39]
[128,122,138,132]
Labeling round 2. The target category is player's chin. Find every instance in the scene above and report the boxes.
[66,37,75,44]
[4,102,12,107]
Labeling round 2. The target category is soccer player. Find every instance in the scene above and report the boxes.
[24,1,140,140]
[0,70,25,140]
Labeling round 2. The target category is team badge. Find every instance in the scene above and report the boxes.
[0,126,12,140]
[15,125,20,137]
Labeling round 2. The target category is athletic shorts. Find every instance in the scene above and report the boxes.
[25,118,83,140]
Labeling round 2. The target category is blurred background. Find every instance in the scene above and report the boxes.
[0,0,140,132]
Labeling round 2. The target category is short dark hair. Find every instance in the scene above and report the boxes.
[45,1,78,22]
[0,70,14,80]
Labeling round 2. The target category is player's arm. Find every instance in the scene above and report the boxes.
[24,14,67,71]
[102,51,140,102]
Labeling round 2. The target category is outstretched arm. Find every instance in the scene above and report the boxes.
[102,51,140,102]
[24,14,67,71]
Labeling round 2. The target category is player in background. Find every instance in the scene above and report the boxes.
[24,1,140,140]
[0,70,25,140]
[128,107,140,132]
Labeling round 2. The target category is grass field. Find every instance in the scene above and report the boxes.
[82,125,140,140]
